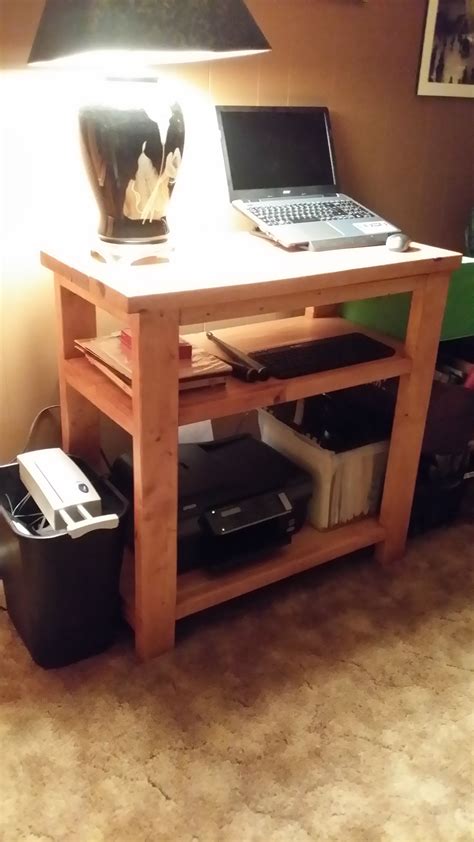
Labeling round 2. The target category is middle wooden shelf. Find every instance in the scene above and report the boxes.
[64,315,411,429]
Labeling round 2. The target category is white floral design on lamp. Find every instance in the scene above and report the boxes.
[124,142,182,224]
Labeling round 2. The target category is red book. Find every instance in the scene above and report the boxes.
[120,329,192,360]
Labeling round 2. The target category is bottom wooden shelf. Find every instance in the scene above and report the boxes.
[121,517,385,629]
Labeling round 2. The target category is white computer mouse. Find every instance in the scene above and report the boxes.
[386,232,411,252]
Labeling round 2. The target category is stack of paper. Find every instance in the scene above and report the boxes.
[74,332,232,396]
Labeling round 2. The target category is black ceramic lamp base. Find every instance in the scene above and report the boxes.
[79,78,185,254]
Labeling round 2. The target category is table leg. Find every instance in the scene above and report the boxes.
[130,308,180,659]
[54,276,101,465]
[375,272,450,564]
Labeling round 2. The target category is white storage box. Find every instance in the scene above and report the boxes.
[259,408,388,530]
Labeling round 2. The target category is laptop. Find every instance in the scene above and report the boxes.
[215,105,401,251]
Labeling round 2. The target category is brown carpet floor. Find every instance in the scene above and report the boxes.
[1,523,473,842]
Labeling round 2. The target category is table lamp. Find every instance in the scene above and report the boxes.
[28,0,270,262]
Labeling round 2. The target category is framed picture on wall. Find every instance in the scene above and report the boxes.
[418,0,474,97]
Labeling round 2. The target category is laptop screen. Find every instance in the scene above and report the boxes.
[216,106,337,200]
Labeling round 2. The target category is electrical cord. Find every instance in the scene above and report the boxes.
[13,404,61,460]
[12,405,114,475]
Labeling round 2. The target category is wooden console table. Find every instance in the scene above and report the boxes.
[42,233,461,660]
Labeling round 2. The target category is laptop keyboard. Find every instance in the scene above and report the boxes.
[250,334,394,379]
[246,199,375,226]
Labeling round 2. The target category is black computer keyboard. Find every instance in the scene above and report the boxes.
[250,333,394,379]
[246,199,375,226]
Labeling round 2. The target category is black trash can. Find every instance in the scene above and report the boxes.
[0,458,128,668]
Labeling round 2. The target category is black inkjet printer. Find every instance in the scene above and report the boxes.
[110,435,313,573]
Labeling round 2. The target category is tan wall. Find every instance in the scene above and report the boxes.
[1,0,473,461]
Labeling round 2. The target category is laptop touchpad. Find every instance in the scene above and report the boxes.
[296,222,342,239]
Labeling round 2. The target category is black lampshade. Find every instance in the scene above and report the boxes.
[28,0,271,67]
